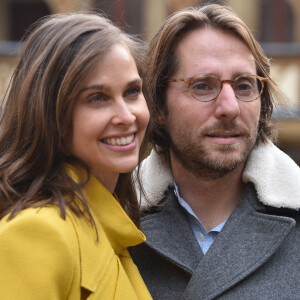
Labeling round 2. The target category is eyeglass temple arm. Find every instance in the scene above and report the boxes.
[166,78,192,83]
[167,75,269,85]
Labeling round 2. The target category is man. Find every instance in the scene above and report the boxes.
[131,4,300,300]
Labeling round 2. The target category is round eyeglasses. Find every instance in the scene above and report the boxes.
[167,74,268,102]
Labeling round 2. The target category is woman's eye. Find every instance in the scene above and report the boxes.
[125,86,141,98]
[89,93,107,103]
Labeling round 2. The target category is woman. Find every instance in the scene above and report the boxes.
[0,13,151,299]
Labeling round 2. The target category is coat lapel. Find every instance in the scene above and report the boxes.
[141,189,203,274]
[182,184,296,300]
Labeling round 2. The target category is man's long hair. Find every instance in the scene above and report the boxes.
[142,4,285,156]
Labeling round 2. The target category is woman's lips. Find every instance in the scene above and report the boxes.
[102,134,134,146]
[101,133,137,152]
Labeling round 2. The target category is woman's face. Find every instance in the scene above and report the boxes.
[70,44,149,192]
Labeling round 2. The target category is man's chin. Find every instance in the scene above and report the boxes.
[208,141,241,152]
[196,155,245,179]
[207,144,251,166]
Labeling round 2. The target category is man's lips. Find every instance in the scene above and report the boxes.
[205,131,242,144]
[206,131,240,138]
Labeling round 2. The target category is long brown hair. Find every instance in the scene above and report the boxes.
[143,4,285,156]
[0,13,145,227]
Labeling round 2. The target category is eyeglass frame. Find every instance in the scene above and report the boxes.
[167,74,268,102]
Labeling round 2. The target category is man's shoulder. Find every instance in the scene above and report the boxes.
[139,185,198,248]
[246,182,300,219]
[244,141,300,210]
[140,185,177,219]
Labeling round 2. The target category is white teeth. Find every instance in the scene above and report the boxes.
[104,134,134,145]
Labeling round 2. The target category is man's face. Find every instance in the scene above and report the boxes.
[164,28,261,179]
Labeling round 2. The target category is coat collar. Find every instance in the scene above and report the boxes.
[137,141,300,211]
[83,175,146,253]
[183,184,296,299]
[68,172,146,292]
[140,184,296,299]
[140,188,203,274]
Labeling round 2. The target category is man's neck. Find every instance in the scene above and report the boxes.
[172,160,245,232]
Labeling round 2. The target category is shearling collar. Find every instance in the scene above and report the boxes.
[137,141,300,210]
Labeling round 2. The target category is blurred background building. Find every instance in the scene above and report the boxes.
[0,0,300,164]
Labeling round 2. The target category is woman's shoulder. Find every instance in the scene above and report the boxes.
[0,204,110,250]
[0,204,115,269]
[0,205,81,253]
[0,206,83,298]
[0,206,75,234]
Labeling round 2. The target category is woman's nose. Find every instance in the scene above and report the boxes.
[112,99,136,126]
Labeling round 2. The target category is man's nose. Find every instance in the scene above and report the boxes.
[214,83,240,120]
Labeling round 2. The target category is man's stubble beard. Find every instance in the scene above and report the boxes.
[167,121,259,180]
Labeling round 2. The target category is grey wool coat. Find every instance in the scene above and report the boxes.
[131,141,300,300]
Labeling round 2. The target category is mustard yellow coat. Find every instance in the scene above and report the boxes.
[0,175,152,299]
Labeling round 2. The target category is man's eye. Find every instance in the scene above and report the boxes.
[191,79,215,92]
[236,83,251,91]
[192,83,210,90]
[234,77,256,92]
[191,77,216,91]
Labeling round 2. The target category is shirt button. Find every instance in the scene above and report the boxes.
[198,233,205,241]
[174,189,178,197]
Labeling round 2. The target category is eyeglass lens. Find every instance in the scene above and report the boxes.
[190,76,263,102]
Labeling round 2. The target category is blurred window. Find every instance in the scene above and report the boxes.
[260,0,294,42]
[93,0,143,34]
[9,1,50,41]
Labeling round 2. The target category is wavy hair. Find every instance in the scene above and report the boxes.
[143,4,284,156]
[0,13,145,228]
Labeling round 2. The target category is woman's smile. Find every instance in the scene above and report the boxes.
[70,43,149,191]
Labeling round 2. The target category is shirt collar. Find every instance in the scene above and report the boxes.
[174,181,226,234]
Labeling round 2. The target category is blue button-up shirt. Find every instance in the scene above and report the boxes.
[174,182,226,255]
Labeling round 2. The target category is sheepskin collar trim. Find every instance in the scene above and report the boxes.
[137,141,300,210]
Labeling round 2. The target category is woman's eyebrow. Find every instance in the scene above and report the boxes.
[126,78,143,87]
[79,84,110,94]
[79,78,142,94]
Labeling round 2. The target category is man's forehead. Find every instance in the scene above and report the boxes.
[174,28,256,76]
[176,28,252,55]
